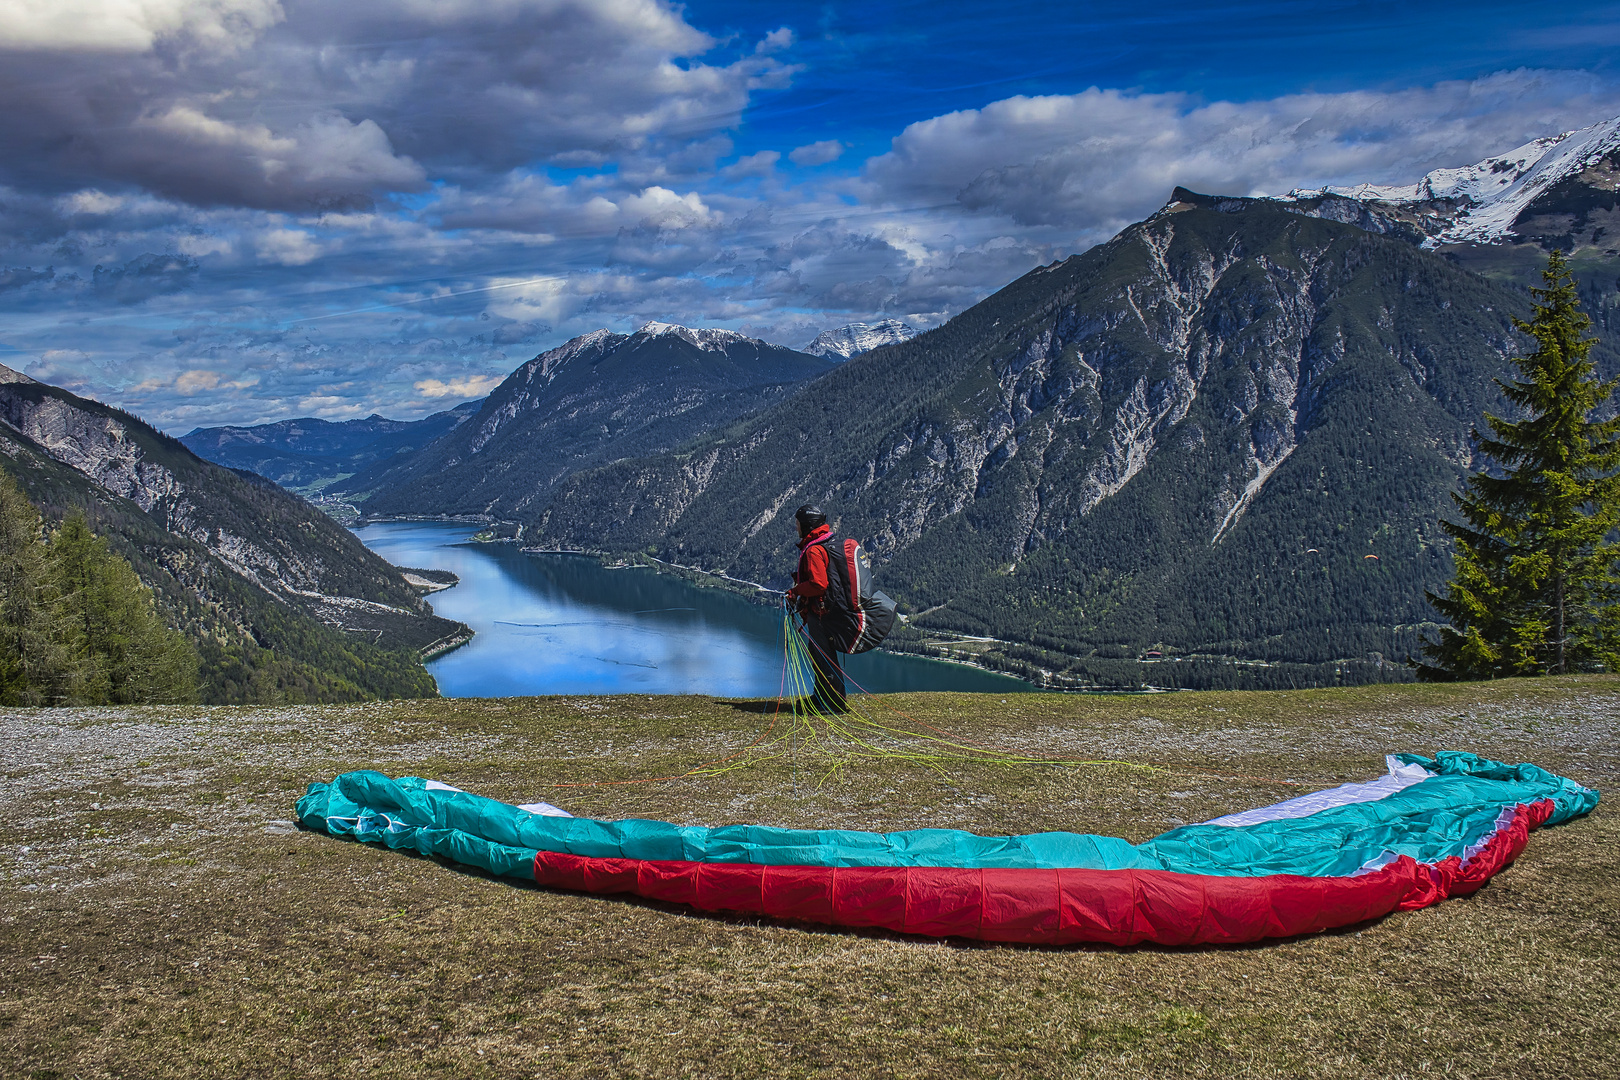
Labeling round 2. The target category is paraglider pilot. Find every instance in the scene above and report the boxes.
[787,504,848,714]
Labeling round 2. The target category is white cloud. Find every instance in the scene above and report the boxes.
[255,228,321,265]
[789,140,844,167]
[118,108,427,208]
[865,70,1620,235]
[171,368,256,393]
[756,26,794,54]
[722,150,781,179]
[0,0,282,53]
[0,0,790,210]
[58,190,128,215]
[618,186,722,228]
[415,374,503,398]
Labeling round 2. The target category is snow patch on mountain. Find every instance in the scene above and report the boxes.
[805,319,919,360]
[637,321,755,352]
[1273,114,1620,247]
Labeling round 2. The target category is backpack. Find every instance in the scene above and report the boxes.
[808,535,898,654]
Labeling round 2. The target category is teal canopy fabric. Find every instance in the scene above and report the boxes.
[295,751,1597,880]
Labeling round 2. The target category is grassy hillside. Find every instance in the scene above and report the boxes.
[4,680,1613,1078]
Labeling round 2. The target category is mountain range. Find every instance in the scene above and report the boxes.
[179,401,480,495]
[181,320,915,496]
[1254,113,1620,325]
[522,195,1586,683]
[347,322,836,523]
[0,366,465,703]
[174,115,1620,689]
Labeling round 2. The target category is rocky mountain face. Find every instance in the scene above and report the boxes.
[180,400,480,493]
[805,319,920,360]
[354,322,836,522]
[528,198,1608,682]
[0,366,465,702]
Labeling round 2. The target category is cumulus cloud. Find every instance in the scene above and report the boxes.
[415,374,504,399]
[721,151,781,179]
[255,228,321,266]
[789,140,844,167]
[0,0,282,53]
[170,368,256,394]
[0,0,790,211]
[865,69,1620,237]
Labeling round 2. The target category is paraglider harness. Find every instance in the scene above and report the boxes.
[794,532,898,654]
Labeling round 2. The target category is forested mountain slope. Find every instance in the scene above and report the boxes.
[181,400,480,494]
[0,367,463,702]
[529,198,1614,670]
[354,323,836,520]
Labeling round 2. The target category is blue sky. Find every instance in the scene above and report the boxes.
[2,0,1618,431]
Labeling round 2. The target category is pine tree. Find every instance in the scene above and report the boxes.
[46,512,199,704]
[0,472,70,703]
[1419,250,1620,679]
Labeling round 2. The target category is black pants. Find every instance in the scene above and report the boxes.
[799,610,848,714]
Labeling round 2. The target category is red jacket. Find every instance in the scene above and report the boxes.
[788,524,832,608]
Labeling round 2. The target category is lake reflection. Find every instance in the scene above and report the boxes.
[355,521,1033,698]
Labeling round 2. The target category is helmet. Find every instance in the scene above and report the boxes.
[795,504,827,531]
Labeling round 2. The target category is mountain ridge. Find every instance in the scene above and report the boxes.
[1264,115,1620,249]
[0,365,464,702]
[181,399,481,494]
[353,321,837,522]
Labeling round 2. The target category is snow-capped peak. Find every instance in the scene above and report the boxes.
[636,321,755,352]
[805,319,920,360]
[520,328,626,385]
[1270,114,1620,247]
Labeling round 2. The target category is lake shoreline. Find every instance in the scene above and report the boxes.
[364,523,1197,694]
[353,521,1035,697]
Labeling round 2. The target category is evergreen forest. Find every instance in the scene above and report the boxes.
[0,472,197,705]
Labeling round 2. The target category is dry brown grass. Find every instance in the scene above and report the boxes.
[3,677,1617,1078]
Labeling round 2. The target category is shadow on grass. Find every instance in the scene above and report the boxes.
[723,698,794,714]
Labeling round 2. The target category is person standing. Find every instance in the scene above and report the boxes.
[786,504,848,714]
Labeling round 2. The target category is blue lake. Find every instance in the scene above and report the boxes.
[354,521,1034,698]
